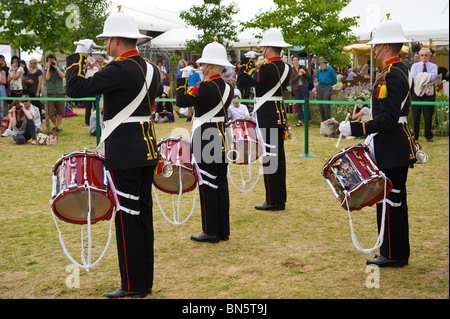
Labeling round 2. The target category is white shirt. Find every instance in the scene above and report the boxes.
[30,104,41,130]
[360,106,371,122]
[411,61,438,83]
[227,104,250,120]
[9,67,24,90]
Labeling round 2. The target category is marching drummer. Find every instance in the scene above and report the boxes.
[65,7,162,297]
[237,25,292,211]
[339,14,417,267]
[176,38,234,243]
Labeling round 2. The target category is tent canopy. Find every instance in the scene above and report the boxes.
[340,0,449,45]
[344,43,409,55]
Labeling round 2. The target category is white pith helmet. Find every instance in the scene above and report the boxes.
[97,5,150,40]
[196,38,234,68]
[367,13,410,45]
[258,24,292,48]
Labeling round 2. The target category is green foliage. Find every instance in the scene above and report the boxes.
[179,0,239,53]
[329,82,372,121]
[0,0,110,55]
[169,53,182,72]
[242,0,358,68]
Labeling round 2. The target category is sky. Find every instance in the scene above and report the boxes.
[1,0,275,64]
[109,0,276,23]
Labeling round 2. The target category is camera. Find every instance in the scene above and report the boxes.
[15,105,22,111]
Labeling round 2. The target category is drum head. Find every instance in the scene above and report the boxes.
[153,168,197,194]
[53,189,114,224]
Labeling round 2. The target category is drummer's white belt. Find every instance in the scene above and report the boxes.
[121,116,152,124]
[253,64,289,113]
[99,61,154,145]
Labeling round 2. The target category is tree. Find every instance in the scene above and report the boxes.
[179,0,239,53]
[242,0,359,69]
[0,0,110,131]
[0,0,110,54]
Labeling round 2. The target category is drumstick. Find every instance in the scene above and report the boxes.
[336,113,351,148]
[73,41,106,49]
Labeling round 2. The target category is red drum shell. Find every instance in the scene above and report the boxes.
[228,119,263,165]
[52,151,114,224]
[322,144,393,211]
[153,138,197,194]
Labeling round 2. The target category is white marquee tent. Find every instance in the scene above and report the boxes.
[340,0,449,45]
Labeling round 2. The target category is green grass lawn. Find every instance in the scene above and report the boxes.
[0,107,448,299]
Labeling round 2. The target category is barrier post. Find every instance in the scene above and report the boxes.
[297,98,316,158]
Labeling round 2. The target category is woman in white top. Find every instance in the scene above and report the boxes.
[227,90,250,121]
[352,97,371,122]
[8,56,24,97]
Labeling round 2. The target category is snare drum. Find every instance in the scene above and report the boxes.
[153,137,197,194]
[51,150,115,224]
[228,119,262,165]
[322,143,393,211]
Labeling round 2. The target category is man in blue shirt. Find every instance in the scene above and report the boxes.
[316,57,337,121]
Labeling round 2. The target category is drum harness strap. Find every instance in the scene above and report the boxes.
[191,81,232,190]
[98,60,155,146]
[343,170,390,255]
[253,62,290,158]
[103,58,160,217]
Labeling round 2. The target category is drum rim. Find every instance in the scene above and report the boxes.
[52,151,105,173]
[321,143,369,175]
[157,136,191,147]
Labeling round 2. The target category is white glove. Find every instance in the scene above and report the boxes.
[75,39,96,55]
[244,51,257,59]
[339,121,352,136]
[180,66,194,78]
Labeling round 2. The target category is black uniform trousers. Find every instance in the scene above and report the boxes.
[192,122,230,239]
[260,124,287,205]
[109,166,155,292]
[412,91,435,140]
[376,166,410,261]
[197,161,230,239]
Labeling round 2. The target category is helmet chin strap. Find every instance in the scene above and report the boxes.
[373,44,385,61]
[106,37,115,58]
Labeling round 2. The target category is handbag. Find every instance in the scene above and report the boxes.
[320,118,339,136]
[37,133,50,145]
[48,133,57,145]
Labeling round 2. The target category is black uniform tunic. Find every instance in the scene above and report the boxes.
[237,56,292,206]
[176,73,233,238]
[66,49,161,292]
[350,57,416,261]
